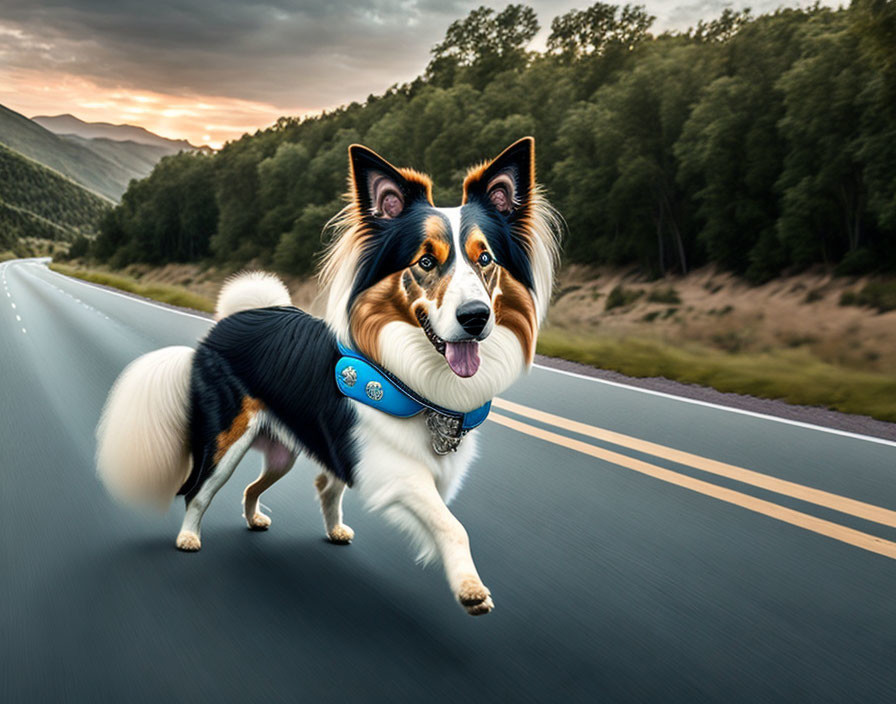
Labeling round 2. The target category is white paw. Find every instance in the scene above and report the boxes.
[327,524,354,544]
[457,579,494,616]
[175,531,201,552]
[247,512,272,531]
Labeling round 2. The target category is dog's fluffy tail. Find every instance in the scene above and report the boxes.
[215,270,291,320]
[96,346,195,510]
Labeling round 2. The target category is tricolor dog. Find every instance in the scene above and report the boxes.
[96,137,560,615]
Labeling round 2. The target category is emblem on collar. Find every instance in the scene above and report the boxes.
[334,343,491,455]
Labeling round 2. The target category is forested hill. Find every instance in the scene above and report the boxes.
[0,104,184,201]
[0,144,110,251]
[93,2,896,281]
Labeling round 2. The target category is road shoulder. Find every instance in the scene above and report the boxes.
[535,354,896,443]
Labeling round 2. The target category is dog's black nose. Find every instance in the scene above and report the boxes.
[456,301,490,337]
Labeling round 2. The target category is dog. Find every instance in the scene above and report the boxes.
[96,137,560,615]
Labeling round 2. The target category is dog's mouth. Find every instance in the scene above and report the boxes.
[416,309,480,378]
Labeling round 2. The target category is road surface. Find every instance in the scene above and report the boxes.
[1,258,895,703]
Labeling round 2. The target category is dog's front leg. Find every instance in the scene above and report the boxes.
[392,474,494,616]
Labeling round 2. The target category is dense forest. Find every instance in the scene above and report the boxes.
[91,1,896,282]
[0,143,110,250]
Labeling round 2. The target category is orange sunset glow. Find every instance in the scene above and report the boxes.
[0,68,308,149]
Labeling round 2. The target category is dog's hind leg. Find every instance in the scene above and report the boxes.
[314,472,353,544]
[243,436,296,531]
[177,424,259,552]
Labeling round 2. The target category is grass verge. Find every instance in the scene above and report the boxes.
[537,330,896,423]
[50,262,215,313]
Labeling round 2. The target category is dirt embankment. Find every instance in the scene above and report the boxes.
[547,265,896,374]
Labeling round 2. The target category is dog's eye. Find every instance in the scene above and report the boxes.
[418,255,436,271]
[477,252,492,267]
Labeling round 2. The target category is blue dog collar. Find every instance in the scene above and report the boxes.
[334,343,491,430]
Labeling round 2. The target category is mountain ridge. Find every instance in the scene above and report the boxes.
[32,113,198,151]
[0,104,195,200]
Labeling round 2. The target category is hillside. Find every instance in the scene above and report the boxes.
[0,143,110,250]
[33,113,196,151]
[58,134,174,179]
[0,104,184,200]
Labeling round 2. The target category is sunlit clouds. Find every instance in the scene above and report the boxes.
[0,67,306,148]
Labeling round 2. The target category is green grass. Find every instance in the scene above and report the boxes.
[50,263,215,313]
[840,281,896,313]
[536,330,896,422]
[805,287,825,303]
[605,285,644,311]
[647,287,681,304]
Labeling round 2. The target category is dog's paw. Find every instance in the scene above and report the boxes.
[327,524,354,544]
[457,579,494,616]
[175,531,201,552]
[247,512,272,531]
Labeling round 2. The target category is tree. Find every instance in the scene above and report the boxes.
[90,2,896,280]
[776,13,871,265]
[853,0,896,263]
[426,4,539,89]
[547,3,654,60]
[555,42,718,274]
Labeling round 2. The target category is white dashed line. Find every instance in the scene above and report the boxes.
[10,303,15,309]
[21,328,26,334]
[15,315,21,322]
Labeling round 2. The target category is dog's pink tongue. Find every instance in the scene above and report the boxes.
[445,341,480,378]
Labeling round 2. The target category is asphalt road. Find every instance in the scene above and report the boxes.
[2,258,895,703]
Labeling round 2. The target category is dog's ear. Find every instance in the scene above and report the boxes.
[348,145,430,219]
[462,137,535,214]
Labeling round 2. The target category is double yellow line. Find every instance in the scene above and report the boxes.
[490,398,896,560]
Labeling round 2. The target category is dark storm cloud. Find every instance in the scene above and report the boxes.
[0,0,468,105]
[0,1,795,110]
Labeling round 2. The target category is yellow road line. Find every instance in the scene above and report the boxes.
[489,412,896,561]
[493,398,896,530]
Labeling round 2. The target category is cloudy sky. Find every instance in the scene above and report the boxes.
[0,0,801,147]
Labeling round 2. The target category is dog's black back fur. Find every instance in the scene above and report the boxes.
[181,306,359,501]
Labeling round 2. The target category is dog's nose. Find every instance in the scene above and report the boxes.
[456,301,490,337]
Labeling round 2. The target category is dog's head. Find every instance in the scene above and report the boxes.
[321,138,560,410]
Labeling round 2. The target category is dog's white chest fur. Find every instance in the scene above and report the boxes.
[352,405,478,506]
[348,405,479,565]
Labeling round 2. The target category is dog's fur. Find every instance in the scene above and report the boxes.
[96,137,560,615]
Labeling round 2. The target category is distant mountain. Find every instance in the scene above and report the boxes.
[58,134,173,178]
[33,113,197,152]
[0,142,110,251]
[0,104,192,200]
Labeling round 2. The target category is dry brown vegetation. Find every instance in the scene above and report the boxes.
[546,265,896,375]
